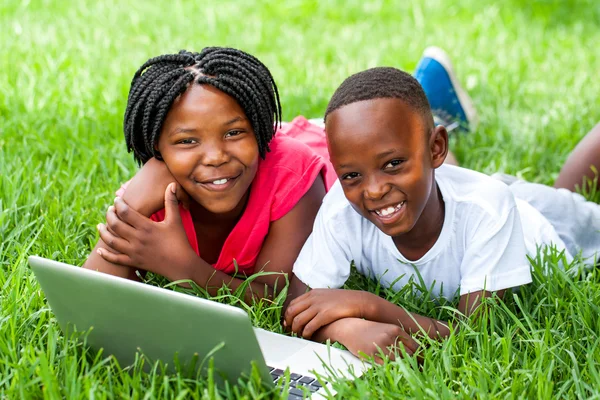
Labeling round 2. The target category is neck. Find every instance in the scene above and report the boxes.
[392,175,445,259]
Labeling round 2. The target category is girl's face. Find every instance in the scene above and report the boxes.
[157,84,259,216]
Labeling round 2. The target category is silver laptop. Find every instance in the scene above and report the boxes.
[28,256,369,397]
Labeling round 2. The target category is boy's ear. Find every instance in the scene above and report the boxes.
[429,125,449,168]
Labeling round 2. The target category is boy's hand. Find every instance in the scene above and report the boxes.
[121,158,190,217]
[284,289,377,339]
[97,183,197,281]
[331,318,419,364]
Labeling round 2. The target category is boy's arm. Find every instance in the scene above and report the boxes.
[312,317,420,364]
[285,285,505,341]
[284,287,452,340]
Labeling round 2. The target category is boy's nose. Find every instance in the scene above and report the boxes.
[364,177,390,200]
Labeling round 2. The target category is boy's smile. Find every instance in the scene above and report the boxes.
[326,98,448,257]
[157,84,259,218]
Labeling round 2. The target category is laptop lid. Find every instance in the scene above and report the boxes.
[28,256,273,385]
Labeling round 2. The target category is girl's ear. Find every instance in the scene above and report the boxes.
[154,144,163,161]
[429,125,449,169]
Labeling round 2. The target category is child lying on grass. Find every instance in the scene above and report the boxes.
[83,47,337,302]
[283,65,600,362]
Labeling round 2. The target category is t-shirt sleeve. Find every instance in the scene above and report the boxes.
[459,203,533,295]
[292,205,353,289]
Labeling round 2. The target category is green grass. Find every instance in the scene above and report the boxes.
[2,0,600,398]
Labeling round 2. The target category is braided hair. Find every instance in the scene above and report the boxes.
[324,67,433,126]
[123,47,282,164]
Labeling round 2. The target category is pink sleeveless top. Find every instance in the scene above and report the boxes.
[118,116,336,275]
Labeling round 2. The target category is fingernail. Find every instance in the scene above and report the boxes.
[283,320,287,327]
[97,249,102,256]
[114,197,120,204]
[96,223,101,230]
[170,183,176,194]
[108,206,114,213]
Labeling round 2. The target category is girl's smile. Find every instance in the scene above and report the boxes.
[196,173,241,192]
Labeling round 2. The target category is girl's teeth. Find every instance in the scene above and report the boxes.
[212,178,228,185]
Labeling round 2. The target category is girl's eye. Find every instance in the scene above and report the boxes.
[341,172,360,180]
[384,159,404,169]
[225,130,244,138]
[177,138,196,145]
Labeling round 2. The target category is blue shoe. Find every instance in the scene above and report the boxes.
[414,46,478,132]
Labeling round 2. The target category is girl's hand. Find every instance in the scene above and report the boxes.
[333,318,419,364]
[97,183,197,281]
[121,158,190,217]
[284,289,377,339]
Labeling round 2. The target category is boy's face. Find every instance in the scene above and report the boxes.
[326,98,447,238]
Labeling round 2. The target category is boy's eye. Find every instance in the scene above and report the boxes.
[224,130,244,138]
[384,159,404,169]
[341,172,360,180]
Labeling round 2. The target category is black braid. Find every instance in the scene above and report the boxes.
[123,48,282,164]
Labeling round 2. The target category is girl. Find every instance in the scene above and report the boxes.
[83,48,336,302]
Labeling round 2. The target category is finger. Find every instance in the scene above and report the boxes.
[99,240,121,255]
[113,197,149,229]
[97,223,130,254]
[164,183,183,225]
[96,247,134,266]
[373,354,386,365]
[396,333,420,355]
[357,349,384,365]
[106,206,136,239]
[388,343,410,360]
[284,296,313,327]
[175,184,191,210]
[290,308,320,337]
[302,309,340,339]
[375,342,401,363]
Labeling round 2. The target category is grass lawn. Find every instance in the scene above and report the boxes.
[2,0,600,398]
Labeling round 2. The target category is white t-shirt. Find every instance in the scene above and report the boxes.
[293,164,568,299]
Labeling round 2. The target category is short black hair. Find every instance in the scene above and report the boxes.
[124,47,282,164]
[324,67,433,126]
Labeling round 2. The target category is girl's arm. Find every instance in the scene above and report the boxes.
[183,174,326,302]
[119,158,186,217]
[97,175,326,303]
[83,158,184,278]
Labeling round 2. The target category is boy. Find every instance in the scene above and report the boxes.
[283,66,600,361]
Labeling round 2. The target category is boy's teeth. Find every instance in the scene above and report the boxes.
[375,202,404,217]
[212,178,228,185]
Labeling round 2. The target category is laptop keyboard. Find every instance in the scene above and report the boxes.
[268,366,327,399]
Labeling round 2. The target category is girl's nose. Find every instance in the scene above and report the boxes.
[201,142,230,167]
